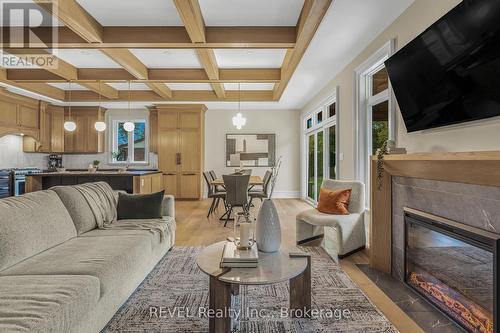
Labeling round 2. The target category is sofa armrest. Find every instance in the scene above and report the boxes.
[162,195,175,218]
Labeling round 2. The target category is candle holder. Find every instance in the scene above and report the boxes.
[233,212,255,250]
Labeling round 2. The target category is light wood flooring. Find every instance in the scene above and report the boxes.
[175,199,424,333]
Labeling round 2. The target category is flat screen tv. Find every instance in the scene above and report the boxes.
[385,0,500,132]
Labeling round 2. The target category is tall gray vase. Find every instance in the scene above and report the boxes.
[256,199,281,252]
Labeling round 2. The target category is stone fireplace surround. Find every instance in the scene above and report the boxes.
[391,176,500,281]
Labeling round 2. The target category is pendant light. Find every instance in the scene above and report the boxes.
[123,81,135,132]
[94,80,106,132]
[64,81,77,132]
[232,83,246,130]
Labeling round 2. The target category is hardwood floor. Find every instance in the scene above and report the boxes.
[175,198,424,333]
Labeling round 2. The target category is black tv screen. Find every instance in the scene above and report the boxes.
[385,0,500,132]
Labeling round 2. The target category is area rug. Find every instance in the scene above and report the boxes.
[103,246,398,332]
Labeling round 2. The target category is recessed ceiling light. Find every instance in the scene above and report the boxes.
[246,51,254,55]
[80,50,91,55]
[162,51,171,56]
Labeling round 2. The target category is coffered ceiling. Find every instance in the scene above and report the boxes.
[0,0,415,110]
[0,0,331,105]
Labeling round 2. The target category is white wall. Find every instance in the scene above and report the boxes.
[204,109,300,198]
[300,0,492,187]
[0,135,47,169]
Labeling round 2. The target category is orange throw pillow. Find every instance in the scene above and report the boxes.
[317,188,351,215]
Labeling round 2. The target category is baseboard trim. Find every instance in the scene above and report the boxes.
[272,191,300,198]
[338,246,366,259]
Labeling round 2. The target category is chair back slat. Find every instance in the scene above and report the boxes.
[203,171,214,196]
[223,174,250,207]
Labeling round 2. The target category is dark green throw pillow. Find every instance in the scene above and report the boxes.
[117,190,165,220]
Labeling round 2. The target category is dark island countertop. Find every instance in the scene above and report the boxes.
[25,169,163,194]
[27,170,162,177]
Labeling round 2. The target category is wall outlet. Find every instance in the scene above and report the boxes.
[339,152,344,161]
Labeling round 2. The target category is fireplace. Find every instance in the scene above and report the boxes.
[404,208,499,333]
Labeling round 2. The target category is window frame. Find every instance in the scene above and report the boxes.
[109,117,149,165]
[302,87,340,204]
[354,39,396,208]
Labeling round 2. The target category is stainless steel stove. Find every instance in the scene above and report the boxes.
[0,168,43,199]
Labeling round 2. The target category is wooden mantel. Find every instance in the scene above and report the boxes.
[370,151,500,273]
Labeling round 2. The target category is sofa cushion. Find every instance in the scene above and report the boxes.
[117,191,165,220]
[80,216,176,249]
[0,275,100,333]
[0,235,152,297]
[51,186,97,234]
[0,190,77,272]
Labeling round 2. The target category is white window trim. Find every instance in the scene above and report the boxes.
[301,86,340,203]
[108,117,149,165]
[354,39,396,207]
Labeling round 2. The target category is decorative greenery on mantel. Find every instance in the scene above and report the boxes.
[376,141,389,191]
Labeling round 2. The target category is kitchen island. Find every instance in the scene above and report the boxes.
[26,170,163,194]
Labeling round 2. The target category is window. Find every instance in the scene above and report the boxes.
[355,40,395,206]
[111,119,148,163]
[316,111,323,124]
[303,89,339,203]
[328,102,336,118]
[306,117,313,129]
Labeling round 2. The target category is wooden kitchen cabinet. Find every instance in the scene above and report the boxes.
[0,88,40,140]
[25,104,65,153]
[133,172,163,194]
[156,104,206,199]
[64,107,105,154]
[149,108,158,154]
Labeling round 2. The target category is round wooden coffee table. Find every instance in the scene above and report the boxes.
[197,241,311,333]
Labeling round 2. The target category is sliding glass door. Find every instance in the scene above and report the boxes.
[307,133,316,200]
[305,99,338,203]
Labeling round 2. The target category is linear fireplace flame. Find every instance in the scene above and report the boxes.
[404,208,499,333]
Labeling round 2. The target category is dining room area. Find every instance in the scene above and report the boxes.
[203,166,276,226]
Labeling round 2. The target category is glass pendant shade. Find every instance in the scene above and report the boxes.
[64,121,76,132]
[232,113,246,130]
[123,121,135,132]
[94,121,106,132]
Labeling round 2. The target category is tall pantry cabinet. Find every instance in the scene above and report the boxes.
[156,104,206,199]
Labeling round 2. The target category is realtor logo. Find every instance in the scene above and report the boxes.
[0,0,58,68]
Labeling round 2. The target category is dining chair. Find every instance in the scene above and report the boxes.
[203,171,226,218]
[209,170,225,192]
[222,174,250,227]
[249,170,273,207]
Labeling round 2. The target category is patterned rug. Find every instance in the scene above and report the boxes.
[103,247,398,332]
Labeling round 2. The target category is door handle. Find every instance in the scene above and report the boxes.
[163,173,176,176]
[182,173,196,176]
[176,153,181,165]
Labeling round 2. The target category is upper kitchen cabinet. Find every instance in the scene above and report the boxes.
[25,104,65,153]
[0,88,40,140]
[64,107,105,154]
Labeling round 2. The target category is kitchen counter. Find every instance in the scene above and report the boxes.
[26,170,163,194]
[32,170,162,177]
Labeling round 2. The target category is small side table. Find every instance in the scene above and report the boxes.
[197,241,311,333]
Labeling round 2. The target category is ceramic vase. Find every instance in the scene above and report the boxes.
[256,199,281,252]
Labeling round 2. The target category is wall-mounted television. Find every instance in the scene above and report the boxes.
[385,0,500,133]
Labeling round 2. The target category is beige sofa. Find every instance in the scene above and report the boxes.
[0,185,176,333]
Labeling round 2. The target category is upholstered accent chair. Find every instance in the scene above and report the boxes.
[296,179,366,259]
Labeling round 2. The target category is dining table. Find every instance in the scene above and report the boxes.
[210,175,264,187]
[210,175,264,221]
